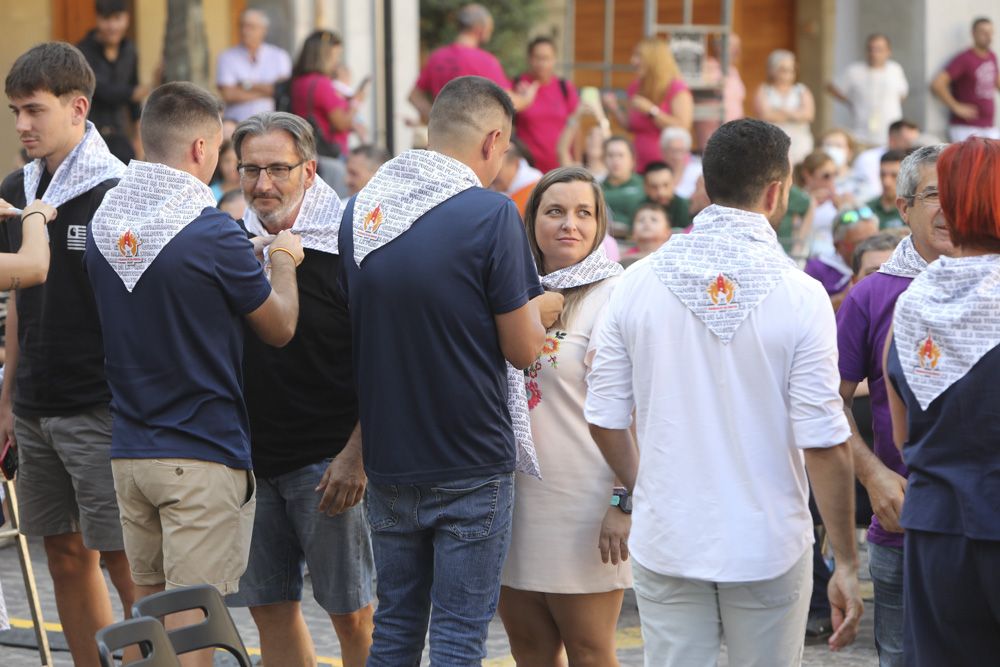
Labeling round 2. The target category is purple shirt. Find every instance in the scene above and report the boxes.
[945,48,998,128]
[804,257,852,296]
[836,272,912,547]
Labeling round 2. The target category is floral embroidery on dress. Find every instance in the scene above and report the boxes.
[525,331,567,410]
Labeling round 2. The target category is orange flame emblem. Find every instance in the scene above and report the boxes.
[362,204,385,235]
[917,333,941,370]
[116,229,140,258]
[707,273,737,305]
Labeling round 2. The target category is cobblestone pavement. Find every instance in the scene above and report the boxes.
[1,536,877,666]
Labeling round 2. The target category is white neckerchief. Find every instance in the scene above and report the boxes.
[893,254,1000,410]
[540,245,623,290]
[351,149,480,267]
[350,149,541,478]
[243,175,343,258]
[23,121,125,208]
[91,161,217,292]
[651,204,797,343]
[816,250,854,292]
[878,234,928,279]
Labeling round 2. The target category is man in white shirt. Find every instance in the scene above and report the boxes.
[586,118,863,666]
[850,119,920,202]
[216,9,291,123]
[828,34,909,146]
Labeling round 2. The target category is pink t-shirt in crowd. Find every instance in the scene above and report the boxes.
[291,73,351,155]
[514,75,579,173]
[416,44,511,98]
[945,48,998,128]
[627,78,690,173]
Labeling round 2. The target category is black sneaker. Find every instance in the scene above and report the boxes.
[805,611,833,639]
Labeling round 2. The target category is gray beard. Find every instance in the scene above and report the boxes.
[253,190,305,233]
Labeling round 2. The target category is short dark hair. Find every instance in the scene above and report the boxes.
[349,144,391,168]
[633,201,670,224]
[852,231,901,275]
[881,149,908,164]
[141,82,224,160]
[888,119,918,135]
[643,161,673,178]
[528,36,556,55]
[96,0,128,17]
[603,135,635,158]
[972,17,992,31]
[428,76,514,140]
[702,119,791,207]
[5,42,96,101]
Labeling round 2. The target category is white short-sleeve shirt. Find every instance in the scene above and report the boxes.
[216,43,292,122]
[585,259,850,582]
[836,60,909,146]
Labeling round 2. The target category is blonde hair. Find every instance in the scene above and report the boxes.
[524,167,611,329]
[636,38,681,104]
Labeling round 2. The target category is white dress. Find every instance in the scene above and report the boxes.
[502,278,633,593]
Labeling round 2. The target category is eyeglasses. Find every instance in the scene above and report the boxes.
[911,189,940,206]
[838,206,875,226]
[238,160,305,182]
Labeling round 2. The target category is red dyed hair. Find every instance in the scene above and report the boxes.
[938,138,1000,248]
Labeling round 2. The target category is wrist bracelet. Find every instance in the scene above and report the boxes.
[269,247,297,264]
[21,211,47,224]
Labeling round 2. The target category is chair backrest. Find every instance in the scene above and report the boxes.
[96,616,182,667]
[132,585,252,667]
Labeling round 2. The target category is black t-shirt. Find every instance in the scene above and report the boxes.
[0,169,114,417]
[243,247,358,478]
[76,30,141,136]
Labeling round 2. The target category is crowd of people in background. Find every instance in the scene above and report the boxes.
[0,1,999,666]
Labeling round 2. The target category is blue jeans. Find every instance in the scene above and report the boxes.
[365,472,514,667]
[868,542,904,667]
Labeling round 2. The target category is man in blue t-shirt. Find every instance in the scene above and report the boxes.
[85,82,303,667]
[340,76,558,664]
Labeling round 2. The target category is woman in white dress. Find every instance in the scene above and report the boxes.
[499,167,632,666]
[754,50,815,165]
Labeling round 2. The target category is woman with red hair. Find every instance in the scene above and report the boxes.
[885,137,1000,665]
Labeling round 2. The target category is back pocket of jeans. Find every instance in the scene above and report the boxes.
[431,477,507,541]
[364,485,399,531]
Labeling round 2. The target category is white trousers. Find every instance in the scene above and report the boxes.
[949,125,1000,142]
[633,548,812,667]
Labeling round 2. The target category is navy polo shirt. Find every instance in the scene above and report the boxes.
[887,340,1000,540]
[85,209,272,469]
[339,188,543,485]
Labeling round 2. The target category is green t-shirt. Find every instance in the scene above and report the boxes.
[778,185,811,254]
[602,174,646,230]
[666,196,692,229]
[867,196,904,230]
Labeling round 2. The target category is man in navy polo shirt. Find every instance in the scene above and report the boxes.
[85,82,302,667]
[339,76,555,665]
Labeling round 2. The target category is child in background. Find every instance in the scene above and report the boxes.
[622,202,672,266]
[334,63,370,144]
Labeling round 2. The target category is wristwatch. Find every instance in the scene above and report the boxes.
[610,487,632,514]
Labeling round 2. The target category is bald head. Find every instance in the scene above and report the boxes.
[457,4,492,31]
[428,76,513,148]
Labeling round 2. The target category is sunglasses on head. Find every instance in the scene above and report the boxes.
[838,206,874,226]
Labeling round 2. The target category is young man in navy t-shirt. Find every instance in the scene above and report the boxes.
[340,76,558,664]
[85,82,302,667]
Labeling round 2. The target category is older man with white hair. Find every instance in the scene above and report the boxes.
[216,9,292,122]
[659,126,702,199]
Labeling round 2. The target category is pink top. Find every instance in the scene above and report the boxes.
[627,78,690,172]
[514,75,579,173]
[416,44,511,98]
[945,48,998,128]
[291,73,351,155]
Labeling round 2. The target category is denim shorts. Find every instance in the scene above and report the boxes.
[226,459,375,614]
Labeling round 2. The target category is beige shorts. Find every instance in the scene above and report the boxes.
[111,458,256,595]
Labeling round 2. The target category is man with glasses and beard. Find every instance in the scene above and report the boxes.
[226,111,375,667]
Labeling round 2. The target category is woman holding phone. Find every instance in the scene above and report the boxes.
[499,167,631,666]
[515,36,580,173]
